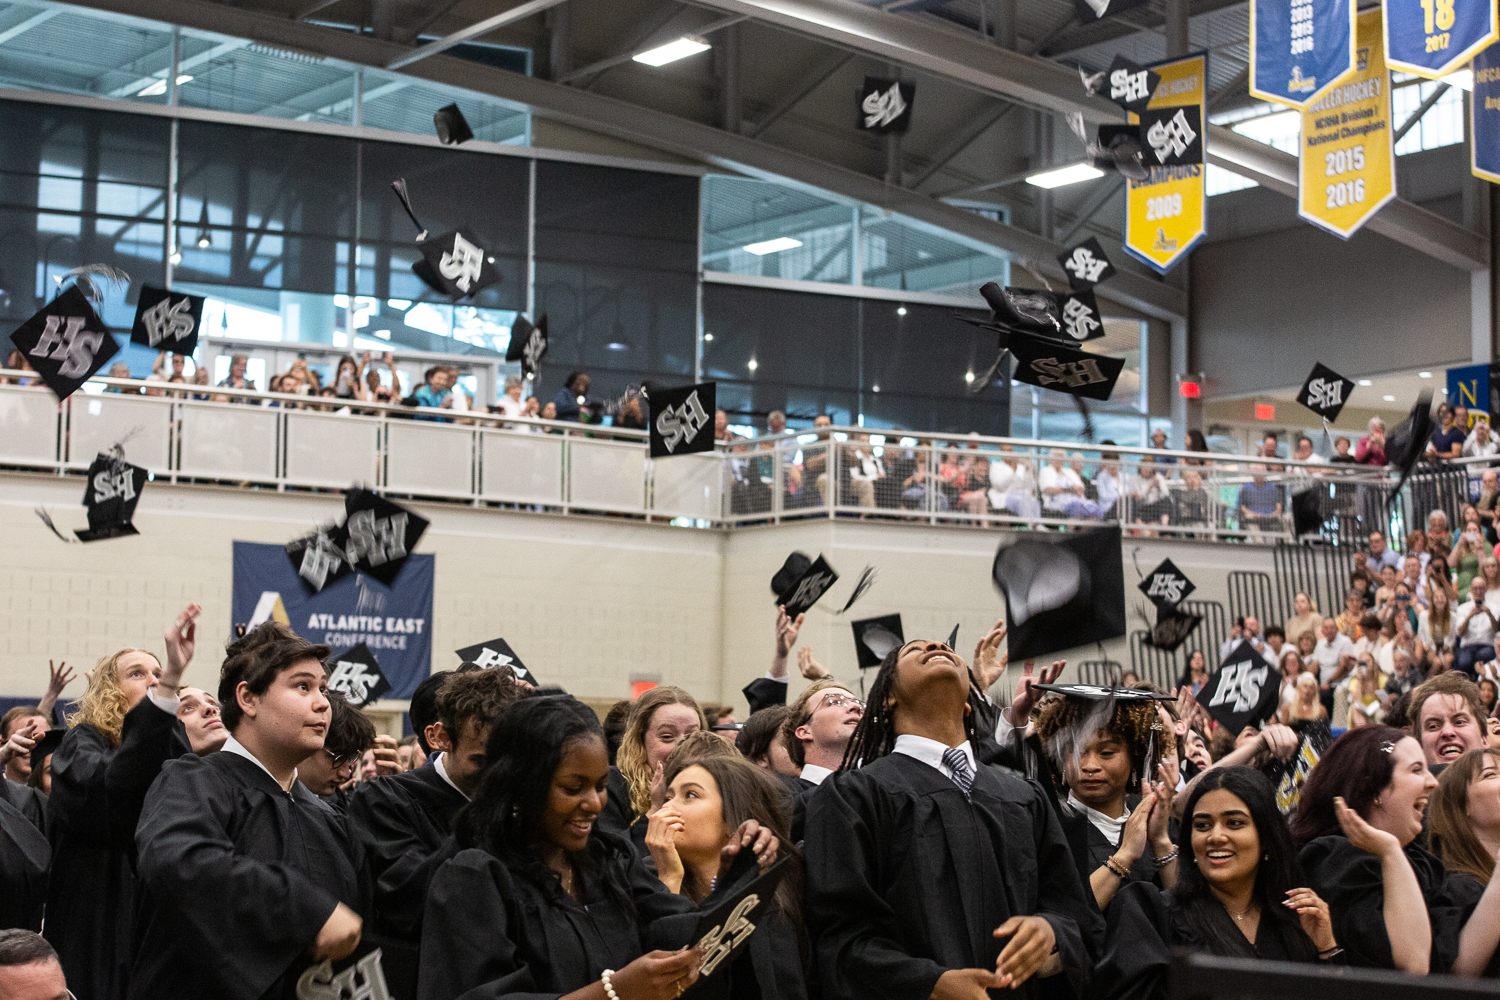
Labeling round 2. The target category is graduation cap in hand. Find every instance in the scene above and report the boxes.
[1057,237,1117,291]
[1196,642,1280,733]
[1081,55,1161,115]
[77,451,148,541]
[1297,363,1356,422]
[852,613,903,669]
[505,314,548,379]
[130,286,203,355]
[285,523,351,595]
[771,552,839,618]
[326,643,389,708]
[1138,558,1194,611]
[693,856,796,981]
[29,728,65,772]
[10,285,119,401]
[433,103,474,145]
[856,77,915,134]
[454,637,535,685]
[340,490,428,586]
[647,381,716,458]
[1032,682,1174,701]
[993,526,1126,660]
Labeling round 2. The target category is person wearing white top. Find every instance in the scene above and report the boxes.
[1456,578,1499,673]
[1465,418,1500,458]
[988,448,1041,518]
[494,374,528,420]
[1040,449,1105,519]
[1309,618,1355,715]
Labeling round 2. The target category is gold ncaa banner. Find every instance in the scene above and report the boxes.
[1124,53,1207,274]
[1298,7,1396,237]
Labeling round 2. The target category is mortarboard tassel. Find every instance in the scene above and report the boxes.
[34,507,76,543]
[824,565,877,615]
[390,179,428,242]
[1073,394,1095,443]
[55,264,130,310]
[965,347,1009,398]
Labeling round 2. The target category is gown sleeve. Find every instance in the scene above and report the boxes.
[347,780,458,937]
[105,697,191,854]
[1025,777,1106,997]
[1299,836,1415,970]
[1092,882,1173,1000]
[0,782,49,931]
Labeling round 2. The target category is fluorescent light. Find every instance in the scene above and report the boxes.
[138,74,193,97]
[1419,371,1432,378]
[1444,68,1473,91]
[743,236,803,256]
[1383,394,1396,401]
[633,37,711,67]
[1358,379,1373,386]
[1025,163,1104,189]
[606,342,628,351]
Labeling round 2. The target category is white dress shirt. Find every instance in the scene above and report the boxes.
[222,734,296,791]
[800,763,835,786]
[434,751,470,800]
[892,734,976,783]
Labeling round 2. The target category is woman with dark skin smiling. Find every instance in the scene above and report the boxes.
[420,695,777,1000]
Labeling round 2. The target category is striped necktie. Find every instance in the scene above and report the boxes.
[942,747,974,795]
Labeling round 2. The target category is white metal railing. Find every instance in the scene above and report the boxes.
[0,372,1488,540]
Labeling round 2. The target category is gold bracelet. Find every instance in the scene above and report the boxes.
[1103,857,1130,879]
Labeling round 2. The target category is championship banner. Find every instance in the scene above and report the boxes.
[1473,39,1500,182]
[1249,0,1357,107]
[1124,53,1207,275]
[1383,0,1498,78]
[1298,8,1396,239]
[1448,363,1491,419]
[232,541,434,699]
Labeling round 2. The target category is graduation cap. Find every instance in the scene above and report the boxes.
[285,523,351,595]
[505,314,548,379]
[326,642,389,708]
[414,231,502,300]
[1139,603,1202,652]
[1196,641,1280,732]
[454,637,535,685]
[1384,390,1435,511]
[1262,719,1333,816]
[969,284,1106,344]
[1006,333,1125,401]
[1138,558,1195,611]
[1141,105,1203,167]
[9,285,119,401]
[341,489,429,586]
[29,728,64,772]
[771,552,840,618]
[1068,114,1149,181]
[1080,56,1161,115]
[993,526,1126,661]
[390,178,428,242]
[856,77,915,134]
[76,451,148,541]
[647,381,716,458]
[945,623,959,649]
[693,856,795,981]
[1297,363,1356,423]
[852,613,903,669]
[129,285,203,355]
[1291,485,1329,539]
[830,565,877,615]
[292,944,391,1000]
[433,103,474,145]
[1057,237,1117,291]
[1032,682,1174,701]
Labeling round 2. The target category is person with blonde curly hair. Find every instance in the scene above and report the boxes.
[43,605,206,1000]
[598,687,705,849]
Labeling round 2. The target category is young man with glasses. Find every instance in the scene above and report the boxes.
[783,678,864,790]
[297,691,376,811]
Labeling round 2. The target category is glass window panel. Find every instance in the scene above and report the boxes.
[0,6,176,106]
[702,175,854,285]
[858,210,1010,294]
[359,72,529,144]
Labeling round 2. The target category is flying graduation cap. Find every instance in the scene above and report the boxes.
[1057,237,1117,291]
[771,552,839,618]
[341,489,429,586]
[505,314,549,379]
[992,526,1126,661]
[76,451,148,541]
[1196,641,1280,733]
[1138,558,1194,611]
[130,285,203,355]
[856,77,915,134]
[389,178,501,300]
[326,643,390,708]
[1080,55,1162,115]
[1383,390,1436,514]
[1297,363,1356,423]
[852,613,904,669]
[1141,105,1203,167]
[433,103,475,145]
[1031,682,1173,702]
[10,285,119,401]
[454,637,536,685]
[285,523,352,596]
[1006,332,1125,401]
[647,381,716,458]
[1291,484,1330,539]
[1072,0,1151,24]
[1140,604,1202,652]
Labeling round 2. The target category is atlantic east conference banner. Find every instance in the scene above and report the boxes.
[1124,52,1207,274]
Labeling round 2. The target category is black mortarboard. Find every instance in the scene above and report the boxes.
[29,728,64,772]
[1085,123,1149,181]
[1031,682,1173,701]
[1058,291,1104,342]
[326,642,389,708]
[1141,604,1202,652]
[433,103,475,145]
[505,314,549,379]
[1006,333,1125,401]
[454,637,535,685]
[1105,55,1162,113]
[693,856,795,982]
[993,526,1126,660]
[414,231,502,300]
[77,451,147,541]
[285,523,351,595]
[10,285,118,401]
[1142,105,1203,167]
[856,77,915,134]
[1384,391,1435,510]
[129,285,203,355]
[1138,557,1195,611]
[340,489,429,586]
[1196,642,1280,732]
[648,382,717,458]
[969,284,1105,344]
[771,552,839,618]
[945,623,959,649]
[852,613,904,669]
[1291,485,1328,539]
[1057,237,1117,291]
[1296,363,1356,422]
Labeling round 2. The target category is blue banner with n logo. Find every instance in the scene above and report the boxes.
[1250,0,1357,107]
[1448,364,1491,419]
[231,541,433,699]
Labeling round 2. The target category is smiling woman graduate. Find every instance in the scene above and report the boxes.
[802,637,1101,1000]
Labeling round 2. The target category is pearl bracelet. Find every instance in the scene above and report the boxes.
[602,969,619,1000]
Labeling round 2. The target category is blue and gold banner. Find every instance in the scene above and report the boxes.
[1250,0,1357,107]
[1384,0,1499,79]
[1473,39,1500,182]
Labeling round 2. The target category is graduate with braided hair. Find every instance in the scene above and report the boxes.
[803,638,1101,1000]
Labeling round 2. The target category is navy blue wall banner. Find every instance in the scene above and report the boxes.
[1473,40,1500,182]
[231,541,433,699]
[1384,0,1499,78]
[1250,0,1357,107]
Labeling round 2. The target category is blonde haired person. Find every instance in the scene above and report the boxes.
[601,686,707,848]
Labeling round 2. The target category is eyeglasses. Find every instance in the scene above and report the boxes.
[820,694,865,713]
[323,748,356,770]
[711,723,743,732]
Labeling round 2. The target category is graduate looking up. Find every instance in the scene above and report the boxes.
[129,623,367,1000]
[783,678,862,788]
[804,638,1102,1000]
[298,691,377,808]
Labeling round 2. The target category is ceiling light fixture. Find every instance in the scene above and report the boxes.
[1358,379,1373,386]
[896,306,907,316]
[138,74,193,97]
[1383,394,1396,401]
[964,371,975,383]
[703,333,714,342]
[1419,371,1432,378]
[633,37,711,67]
[747,358,758,371]
[1025,163,1105,189]
[743,236,803,256]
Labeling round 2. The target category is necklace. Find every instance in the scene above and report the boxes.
[1228,903,1257,921]
[560,866,575,896]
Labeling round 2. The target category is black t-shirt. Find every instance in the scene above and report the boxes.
[1431,426,1466,456]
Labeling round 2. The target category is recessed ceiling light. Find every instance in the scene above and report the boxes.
[605,342,628,351]
[1419,371,1432,378]
[633,37,711,67]
[896,306,907,316]
[703,333,714,342]
[138,74,193,97]
[1025,163,1105,189]
[1358,379,1373,386]
[743,236,802,256]
[872,385,880,392]
[747,358,758,371]
[964,371,975,383]
[1383,394,1396,401]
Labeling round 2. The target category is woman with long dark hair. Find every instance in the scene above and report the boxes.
[1425,747,1500,975]
[1291,725,1453,972]
[419,695,774,1000]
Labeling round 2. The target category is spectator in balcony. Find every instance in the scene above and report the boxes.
[1355,416,1387,465]
[1179,650,1210,697]
[1330,435,1356,463]
[493,374,527,421]
[1150,427,1177,469]
[1456,577,1499,675]
[2,349,39,386]
[1040,448,1104,520]
[1476,471,1500,544]
[1174,466,1211,528]
[959,455,994,517]
[1428,402,1466,461]
[538,400,557,423]
[188,367,211,401]
[845,435,885,509]
[1258,432,1280,461]
[142,375,168,398]
[900,455,946,511]
[614,393,646,431]
[1292,435,1315,463]
[103,362,137,394]
[988,445,1039,518]
[151,351,190,383]
[553,371,595,423]
[361,352,399,404]
[1222,616,1266,661]
[763,410,807,505]
[1094,449,1122,517]
[1364,530,1401,575]
[1284,594,1323,649]
[1465,417,1499,460]
[804,414,833,504]
[1133,460,1174,528]
[1236,468,1282,532]
[1184,427,1210,465]
[329,355,362,399]
[414,366,456,420]
[1401,555,1429,608]
[282,357,319,396]
[1454,519,1487,596]
[217,353,257,403]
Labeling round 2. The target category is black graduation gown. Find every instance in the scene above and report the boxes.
[804,752,1102,1000]
[419,834,700,1000]
[1434,872,1500,976]
[43,700,190,1000]
[346,762,467,996]
[597,766,635,842]
[1066,796,1166,901]
[129,751,368,1000]
[744,677,789,716]
[0,778,48,931]
[1299,835,1467,972]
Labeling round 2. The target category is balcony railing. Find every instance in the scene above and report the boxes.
[0,373,1483,543]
